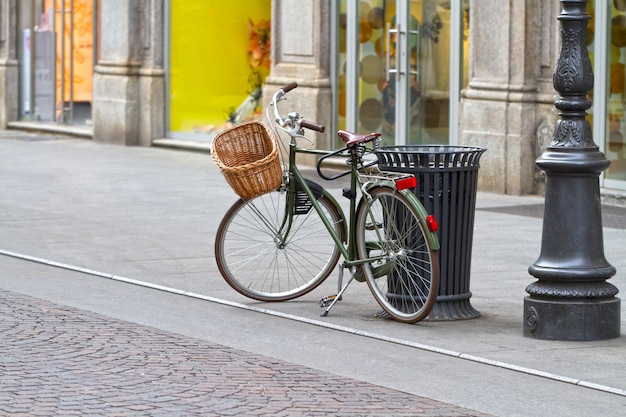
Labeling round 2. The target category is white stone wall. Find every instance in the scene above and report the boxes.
[460,0,560,195]
[93,0,165,146]
[263,0,332,162]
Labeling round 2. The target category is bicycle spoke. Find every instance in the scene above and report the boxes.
[216,191,343,301]
[356,187,439,323]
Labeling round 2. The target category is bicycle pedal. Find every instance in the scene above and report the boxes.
[319,295,337,308]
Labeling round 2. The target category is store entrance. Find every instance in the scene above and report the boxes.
[336,0,468,147]
[19,0,96,126]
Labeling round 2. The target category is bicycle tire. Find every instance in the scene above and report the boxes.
[355,186,440,323]
[215,189,344,302]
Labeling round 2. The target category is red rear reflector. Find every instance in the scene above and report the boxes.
[395,176,417,190]
[426,215,438,232]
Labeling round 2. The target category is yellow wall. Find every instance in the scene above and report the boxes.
[169,1,271,133]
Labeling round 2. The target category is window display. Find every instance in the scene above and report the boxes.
[168,1,271,137]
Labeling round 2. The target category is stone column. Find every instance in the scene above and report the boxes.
[0,0,18,128]
[459,0,542,195]
[263,0,332,153]
[93,0,164,146]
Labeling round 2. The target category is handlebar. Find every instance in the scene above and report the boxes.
[270,82,325,134]
[301,120,325,133]
[281,82,298,94]
[270,82,379,182]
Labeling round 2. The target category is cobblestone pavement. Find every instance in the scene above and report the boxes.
[0,290,490,416]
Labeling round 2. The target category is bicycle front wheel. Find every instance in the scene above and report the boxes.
[356,186,439,323]
[215,190,344,302]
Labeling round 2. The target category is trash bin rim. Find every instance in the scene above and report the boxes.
[376,145,487,155]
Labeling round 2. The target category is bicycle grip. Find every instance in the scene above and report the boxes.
[281,82,298,93]
[301,120,325,133]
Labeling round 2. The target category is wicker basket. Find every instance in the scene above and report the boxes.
[211,121,283,199]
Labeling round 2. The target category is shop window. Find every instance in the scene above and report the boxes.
[607,0,626,180]
[168,1,271,138]
[19,0,95,125]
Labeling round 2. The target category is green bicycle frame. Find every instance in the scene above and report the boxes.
[287,145,359,266]
[277,139,439,273]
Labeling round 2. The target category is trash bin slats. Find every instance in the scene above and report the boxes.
[376,146,487,321]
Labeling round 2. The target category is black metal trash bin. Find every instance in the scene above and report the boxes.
[376,145,486,320]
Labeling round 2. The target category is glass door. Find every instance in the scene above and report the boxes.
[18,0,96,126]
[336,0,468,147]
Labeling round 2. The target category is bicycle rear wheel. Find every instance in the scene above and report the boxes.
[355,186,439,323]
[215,189,344,301]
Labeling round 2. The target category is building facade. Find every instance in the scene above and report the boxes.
[0,0,624,198]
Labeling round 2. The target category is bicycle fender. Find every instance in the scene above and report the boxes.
[297,178,325,199]
[359,183,439,250]
[321,189,348,243]
[399,189,440,250]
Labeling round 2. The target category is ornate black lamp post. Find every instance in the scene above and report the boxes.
[524,0,620,340]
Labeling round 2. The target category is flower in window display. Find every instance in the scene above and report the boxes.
[225,19,272,126]
[247,18,271,71]
[199,18,271,134]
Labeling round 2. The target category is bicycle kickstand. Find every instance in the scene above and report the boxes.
[319,265,355,317]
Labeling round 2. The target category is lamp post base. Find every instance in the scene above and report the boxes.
[523,296,621,341]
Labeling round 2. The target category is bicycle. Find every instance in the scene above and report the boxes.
[213,82,440,323]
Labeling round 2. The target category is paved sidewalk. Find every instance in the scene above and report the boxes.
[1,133,626,416]
[0,290,488,416]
